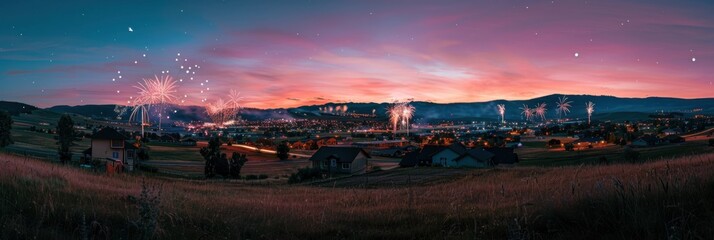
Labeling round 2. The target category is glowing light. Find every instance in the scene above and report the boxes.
[497,104,506,124]
[586,101,595,124]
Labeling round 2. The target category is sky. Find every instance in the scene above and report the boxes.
[1,0,713,109]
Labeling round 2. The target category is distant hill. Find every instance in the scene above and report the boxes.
[0,101,38,115]
[291,94,714,122]
[48,105,120,120]
[36,94,714,122]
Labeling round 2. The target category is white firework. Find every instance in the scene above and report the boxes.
[586,101,595,125]
[520,104,534,121]
[400,102,415,136]
[497,104,506,124]
[556,96,573,121]
[535,103,547,121]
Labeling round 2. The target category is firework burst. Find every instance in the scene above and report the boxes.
[520,104,534,121]
[535,103,548,121]
[205,98,237,128]
[497,104,506,124]
[132,75,178,135]
[386,102,402,135]
[586,101,595,124]
[401,102,415,136]
[556,96,573,121]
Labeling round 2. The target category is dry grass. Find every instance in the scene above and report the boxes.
[2,152,714,239]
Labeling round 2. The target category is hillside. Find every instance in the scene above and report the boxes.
[39,94,714,122]
[0,101,38,115]
[2,153,714,239]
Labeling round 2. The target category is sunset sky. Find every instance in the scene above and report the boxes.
[1,0,712,108]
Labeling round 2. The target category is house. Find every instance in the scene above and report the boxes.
[417,145,448,166]
[431,142,468,166]
[399,143,508,168]
[85,127,137,172]
[452,148,495,168]
[485,147,519,165]
[310,146,371,175]
[632,135,659,147]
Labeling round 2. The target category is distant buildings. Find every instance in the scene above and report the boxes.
[399,142,518,168]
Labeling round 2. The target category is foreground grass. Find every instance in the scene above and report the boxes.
[2,153,714,239]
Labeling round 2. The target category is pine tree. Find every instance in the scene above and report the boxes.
[57,114,76,163]
[276,141,290,160]
[0,111,13,148]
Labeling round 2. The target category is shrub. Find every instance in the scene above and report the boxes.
[245,175,258,180]
[276,141,290,160]
[258,174,268,180]
[288,167,324,184]
[624,147,640,163]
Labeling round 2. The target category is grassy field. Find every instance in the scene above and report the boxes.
[517,140,714,167]
[3,152,714,239]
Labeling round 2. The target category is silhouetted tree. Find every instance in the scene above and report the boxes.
[229,152,247,179]
[57,114,76,163]
[134,137,150,161]
[200,137,222,178]
[276,141,290,160]
[0,111,13,148]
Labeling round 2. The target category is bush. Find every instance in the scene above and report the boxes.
[245,175,258,180]
[276,141,290,160]
[288,167,324,184]
[624,147,640,163]
[258,174,268,180]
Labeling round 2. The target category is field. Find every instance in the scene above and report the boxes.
[517,140,714,167]
[3,152,714,239]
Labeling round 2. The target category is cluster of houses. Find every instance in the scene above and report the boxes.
[632,134,685,147]
[398,142,518,168]
[306,142,519,175]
